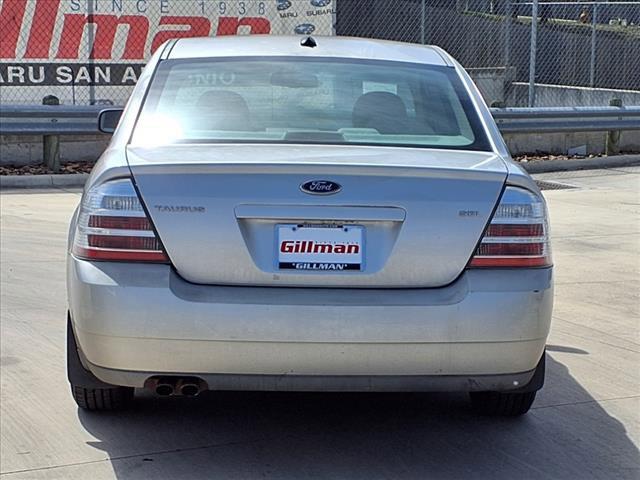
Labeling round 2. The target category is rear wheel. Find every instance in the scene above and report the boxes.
[469,390,537,416]
[71,385,134,411]
[67,314,134,411]
[470,352,545,416]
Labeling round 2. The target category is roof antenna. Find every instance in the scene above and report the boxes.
[300,36,317,48]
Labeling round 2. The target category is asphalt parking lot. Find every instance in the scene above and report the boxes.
[1,167,638,479]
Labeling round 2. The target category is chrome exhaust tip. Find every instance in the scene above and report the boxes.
[155,378,176,396]
[179,383,200,397]
[145,376,207,397]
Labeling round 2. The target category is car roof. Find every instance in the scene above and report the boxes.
[167,35,451,66]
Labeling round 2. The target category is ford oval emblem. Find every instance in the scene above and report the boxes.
[300,180,342,195]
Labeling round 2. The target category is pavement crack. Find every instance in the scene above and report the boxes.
[531,395,640,411]
[553,232,640,239]
[0,438,264,477]
[554,280,639,286]
[553,316,640,352]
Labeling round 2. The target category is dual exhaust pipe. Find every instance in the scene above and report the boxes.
[145,376,207,397]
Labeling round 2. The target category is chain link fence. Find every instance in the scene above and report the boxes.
[0,0,638,107]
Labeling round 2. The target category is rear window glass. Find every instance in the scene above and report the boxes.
[131,57,491,151]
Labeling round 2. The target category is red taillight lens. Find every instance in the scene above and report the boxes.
[469,186,551,268]
[475,242,545,257]
[485,224,544,237]
[88,215,152,230]
[72,179,169,263]
[87,234,163,251]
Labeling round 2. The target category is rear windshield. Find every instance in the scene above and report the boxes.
[131,57,491,151]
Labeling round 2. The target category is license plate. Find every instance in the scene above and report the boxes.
[277,224,364,271]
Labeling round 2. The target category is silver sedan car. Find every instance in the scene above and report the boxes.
[67,36,552,416]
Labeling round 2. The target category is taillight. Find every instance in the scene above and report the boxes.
[72,178,169,262]
[469,186,551,268]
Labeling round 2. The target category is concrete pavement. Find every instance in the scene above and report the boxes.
[0,169,639,479]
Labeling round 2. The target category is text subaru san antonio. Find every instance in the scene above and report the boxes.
[67,36,552,416]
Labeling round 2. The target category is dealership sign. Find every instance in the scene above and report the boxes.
[0,0,335,104]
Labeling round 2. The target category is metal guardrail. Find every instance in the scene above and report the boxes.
[1,104,639,136]
[0,105,106,136]
[492,106,640,133]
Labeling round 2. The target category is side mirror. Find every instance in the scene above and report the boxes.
[98,108,124,134]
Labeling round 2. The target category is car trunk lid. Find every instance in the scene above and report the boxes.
[127,144,507,287]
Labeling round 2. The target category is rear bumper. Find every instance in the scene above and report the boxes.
[68,257,553,391]
[85,362,541,393]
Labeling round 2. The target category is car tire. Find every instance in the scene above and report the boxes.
[470,351,545,416]
[469,390,537,416]
[71,385,134,411]
[67,313,134,411]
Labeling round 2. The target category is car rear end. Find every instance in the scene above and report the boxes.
[67,36,552,415]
